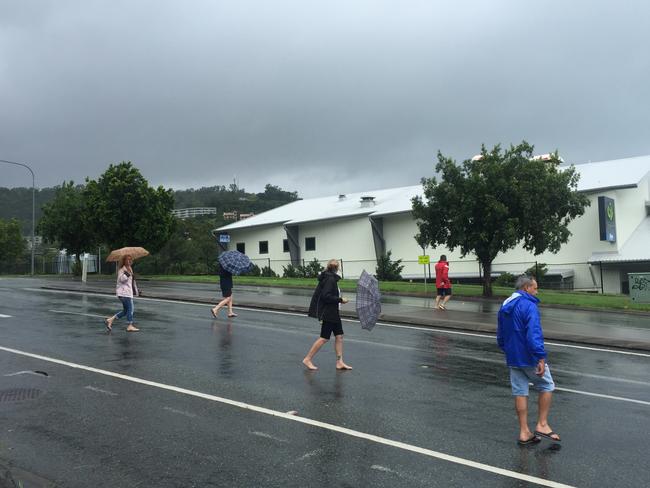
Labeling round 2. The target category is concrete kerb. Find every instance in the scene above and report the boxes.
[39,285,650,352]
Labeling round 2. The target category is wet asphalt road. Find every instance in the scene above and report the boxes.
[0,281,649,487]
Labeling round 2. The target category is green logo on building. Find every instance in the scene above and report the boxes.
[606,201,614,221]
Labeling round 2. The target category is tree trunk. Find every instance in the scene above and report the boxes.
[482,260,493,297]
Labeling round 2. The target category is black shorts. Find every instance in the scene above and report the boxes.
[221,289,232,298]
[320,320,343,339]
[437,287,452,297]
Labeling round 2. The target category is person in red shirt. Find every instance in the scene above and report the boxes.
[434,255,452,310]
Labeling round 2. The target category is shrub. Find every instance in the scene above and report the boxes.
[243,264,261,276]
[494,272,516,288]
[525,263,548,281]
[282,263,302,278]
[302,258,323,278]
[261,265,277,277]
[375,250,404,281]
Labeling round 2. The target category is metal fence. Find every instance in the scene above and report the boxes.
[246,257,603,291]
[2,253,644,295]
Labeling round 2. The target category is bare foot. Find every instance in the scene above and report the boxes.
[227,313,237,317]
[336,361,353,370]
[104,318,112,332]
[302,358,318,370]
[211,307,219,318]
[126,325,140,332]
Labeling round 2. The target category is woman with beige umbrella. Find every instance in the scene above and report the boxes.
[104,247,148,333]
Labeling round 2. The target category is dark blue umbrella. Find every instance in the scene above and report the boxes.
[356,270,381,331]
[218,250,253,275]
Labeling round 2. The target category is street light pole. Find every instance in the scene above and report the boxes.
[0,159,36,275]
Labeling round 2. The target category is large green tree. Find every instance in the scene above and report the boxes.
[412,142,590,296]
[0,218,26,266]
[84,162,175,253]
[38,181,96,269]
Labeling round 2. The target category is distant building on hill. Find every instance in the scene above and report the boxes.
[172,207,217,219]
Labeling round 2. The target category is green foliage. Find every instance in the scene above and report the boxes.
[243,264,261,276]
[38,181,96,266]
[282,263,301,278]
[412,142,590,296]
[173,183,299,217]
[525,263,548,281]
[84,162,176,254]
[375,250,404,281]
[0,187,57,234]
[494,272,516,288]
[302,258,323,278]
[261,265,277,277]
[0,218,26,265]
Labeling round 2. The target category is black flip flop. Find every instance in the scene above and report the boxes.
[211,309,218,318]
[518,435,541,446]
[104,319,112,332]
[534,431,561,442]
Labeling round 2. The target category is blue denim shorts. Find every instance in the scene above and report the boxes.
[509,364,555,396]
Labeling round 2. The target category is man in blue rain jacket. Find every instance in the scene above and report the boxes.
[497,275,561,445]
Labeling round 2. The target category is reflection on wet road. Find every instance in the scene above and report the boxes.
[0,280,649,487]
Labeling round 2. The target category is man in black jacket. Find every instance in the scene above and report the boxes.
[303,259,352,371]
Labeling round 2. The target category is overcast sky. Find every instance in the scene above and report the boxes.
[1,1,649,198]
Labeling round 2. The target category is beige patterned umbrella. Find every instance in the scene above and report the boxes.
[105,246,149,262]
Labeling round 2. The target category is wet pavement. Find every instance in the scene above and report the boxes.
[1,278,649,487]
[28,277,650,351]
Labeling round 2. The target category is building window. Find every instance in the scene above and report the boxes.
[259,240,269,254]
[283,239,290,253]
[305,237,316,251]
[236,242,245,254]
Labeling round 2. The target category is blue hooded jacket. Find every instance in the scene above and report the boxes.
[497,291,547,367]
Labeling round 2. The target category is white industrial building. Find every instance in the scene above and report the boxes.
[216,155,650,294]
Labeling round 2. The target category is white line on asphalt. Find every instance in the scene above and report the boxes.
[554,387,650,406]
[4,370,45,377]
[84,385,118,396]
[0,344,574,488]
[29,287,650,358]
[162,406,197,418]
[0,314,12,318]
[250,431,288,443]
[50,310,105,318]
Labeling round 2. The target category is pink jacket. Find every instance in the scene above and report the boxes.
[116,266,139,298]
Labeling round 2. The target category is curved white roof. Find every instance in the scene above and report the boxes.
[571,154,650,192]
[218,155,650,231]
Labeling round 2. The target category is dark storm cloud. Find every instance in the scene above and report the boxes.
[1,1,649,197]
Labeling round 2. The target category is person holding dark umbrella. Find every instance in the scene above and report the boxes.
[211,250,252,318]
[212,264,237,318]
[303,259,352,371]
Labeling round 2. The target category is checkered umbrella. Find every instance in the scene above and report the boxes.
[356,270,381,331]
[218,250,253,275]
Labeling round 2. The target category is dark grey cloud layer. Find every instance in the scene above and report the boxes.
[1,1,649,197]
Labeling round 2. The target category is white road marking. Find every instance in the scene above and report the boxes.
[0,314,12,318]
[163,406,197,418]
[4,370,45,377]
[250,431,288,443]
[295,449,323,461]
[29,287,650,358]
[555,387,650,406]
[84,385,118,396]
[0,344,574,488]
[50,310,105,318]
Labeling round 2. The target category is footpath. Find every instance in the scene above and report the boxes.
[38,277,650,352]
